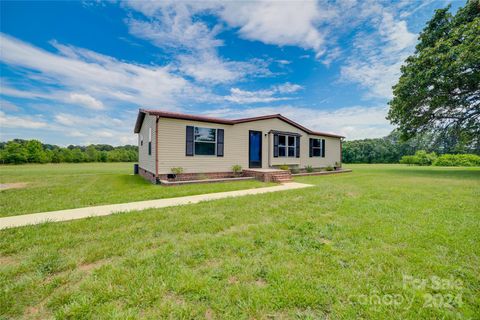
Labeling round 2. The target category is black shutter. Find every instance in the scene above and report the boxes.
[148,142,152,155]
[322,139,325,158]
[295,136,300,158]
[309,138,313,157]
[217,129,224,157]
[186,126,194,156]
[273,134,279,158]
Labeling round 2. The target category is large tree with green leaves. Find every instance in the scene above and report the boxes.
[388,0,480,149]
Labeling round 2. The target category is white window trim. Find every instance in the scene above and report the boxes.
[194,126,217,156]
[278,134,296,158]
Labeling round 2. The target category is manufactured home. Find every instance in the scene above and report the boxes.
[134,109,344,183]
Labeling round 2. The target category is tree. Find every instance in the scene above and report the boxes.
[25,140,48,163]
[388,0,480,148]
[3,141,28,164]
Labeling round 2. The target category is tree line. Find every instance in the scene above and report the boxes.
[0,139,138,164]
[342,130,480,164]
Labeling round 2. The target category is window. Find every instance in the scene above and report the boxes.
[278,134,296,157]
[148,128,152,156]
[194,127,216,155]
[310,138,324,157]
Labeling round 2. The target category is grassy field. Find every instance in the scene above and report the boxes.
[1,164,479,319]
[0,163,272,217]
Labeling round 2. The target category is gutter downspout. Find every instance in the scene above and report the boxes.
[155,117,159,182]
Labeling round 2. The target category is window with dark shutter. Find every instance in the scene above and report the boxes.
[310,138,323,157]
[186,126,194,156]
[322,139,325,157]
[273,134,279,157]
[148,128,152,155]
[217,129,224,157]
[295,136,300,158]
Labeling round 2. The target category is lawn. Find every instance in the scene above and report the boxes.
[0,163,272,217]
[1,164,479,319]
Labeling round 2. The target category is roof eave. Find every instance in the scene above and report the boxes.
[133,110,146,133]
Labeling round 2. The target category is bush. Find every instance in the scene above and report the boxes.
[414,150,437,166]
[399,155,417,165]
[279,164,290,171]
[325,165,334,171]
[305,165,314,173]
[171,167,184,175]
[434,154,480,167]
[231,164,242,175]
[291,168,300,174]
[399,150,437,166]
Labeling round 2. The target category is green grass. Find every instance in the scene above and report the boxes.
[1,164,479,319]
[0,163,272,217]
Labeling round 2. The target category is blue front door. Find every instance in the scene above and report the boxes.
[249,131,262,168]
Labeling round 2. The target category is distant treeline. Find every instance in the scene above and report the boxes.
[343,131,480,164]
[0,139,138,164]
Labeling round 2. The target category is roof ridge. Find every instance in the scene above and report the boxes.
[136,109,345,138]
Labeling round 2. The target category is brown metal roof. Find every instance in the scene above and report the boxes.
[134,109,345,138]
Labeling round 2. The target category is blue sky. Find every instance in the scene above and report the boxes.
[0,0,463,145]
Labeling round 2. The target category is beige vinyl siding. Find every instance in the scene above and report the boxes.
[155,117,341,174]
[138,114,156,174]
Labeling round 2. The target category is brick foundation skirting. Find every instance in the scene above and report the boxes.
[158,172,235,181]
[138,167,158,184]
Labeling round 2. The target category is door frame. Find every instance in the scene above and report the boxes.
[248,130,262,168]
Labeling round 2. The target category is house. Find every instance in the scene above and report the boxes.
[134,109,345,183]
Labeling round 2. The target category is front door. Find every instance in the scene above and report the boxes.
[249,130,262,168]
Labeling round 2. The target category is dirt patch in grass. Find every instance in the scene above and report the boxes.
[228,276,239,285]
[0,255,18,266]
[78,259,110,272]
[0,182,28,191]
[255,278,267,287]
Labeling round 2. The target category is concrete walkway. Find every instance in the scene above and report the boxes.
[0,182,313,230]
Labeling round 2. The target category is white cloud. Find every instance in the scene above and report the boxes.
[275,82,303,94]
[68,93,104,110]
[339,10,417,99]
[0,111,48,129]
[126,8,222,52]
[177,52,271,84]
[218,1,328,58]
[321,47,342,66]
[202,104,393,139]
[124,2,270,84]
[225,82,303,104]
[225,88,289,104]
[0,99,20,112]
[0,33,205,108]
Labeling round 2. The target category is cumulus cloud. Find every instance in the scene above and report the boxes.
[68,93,104,110]
[218,1,328,58]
